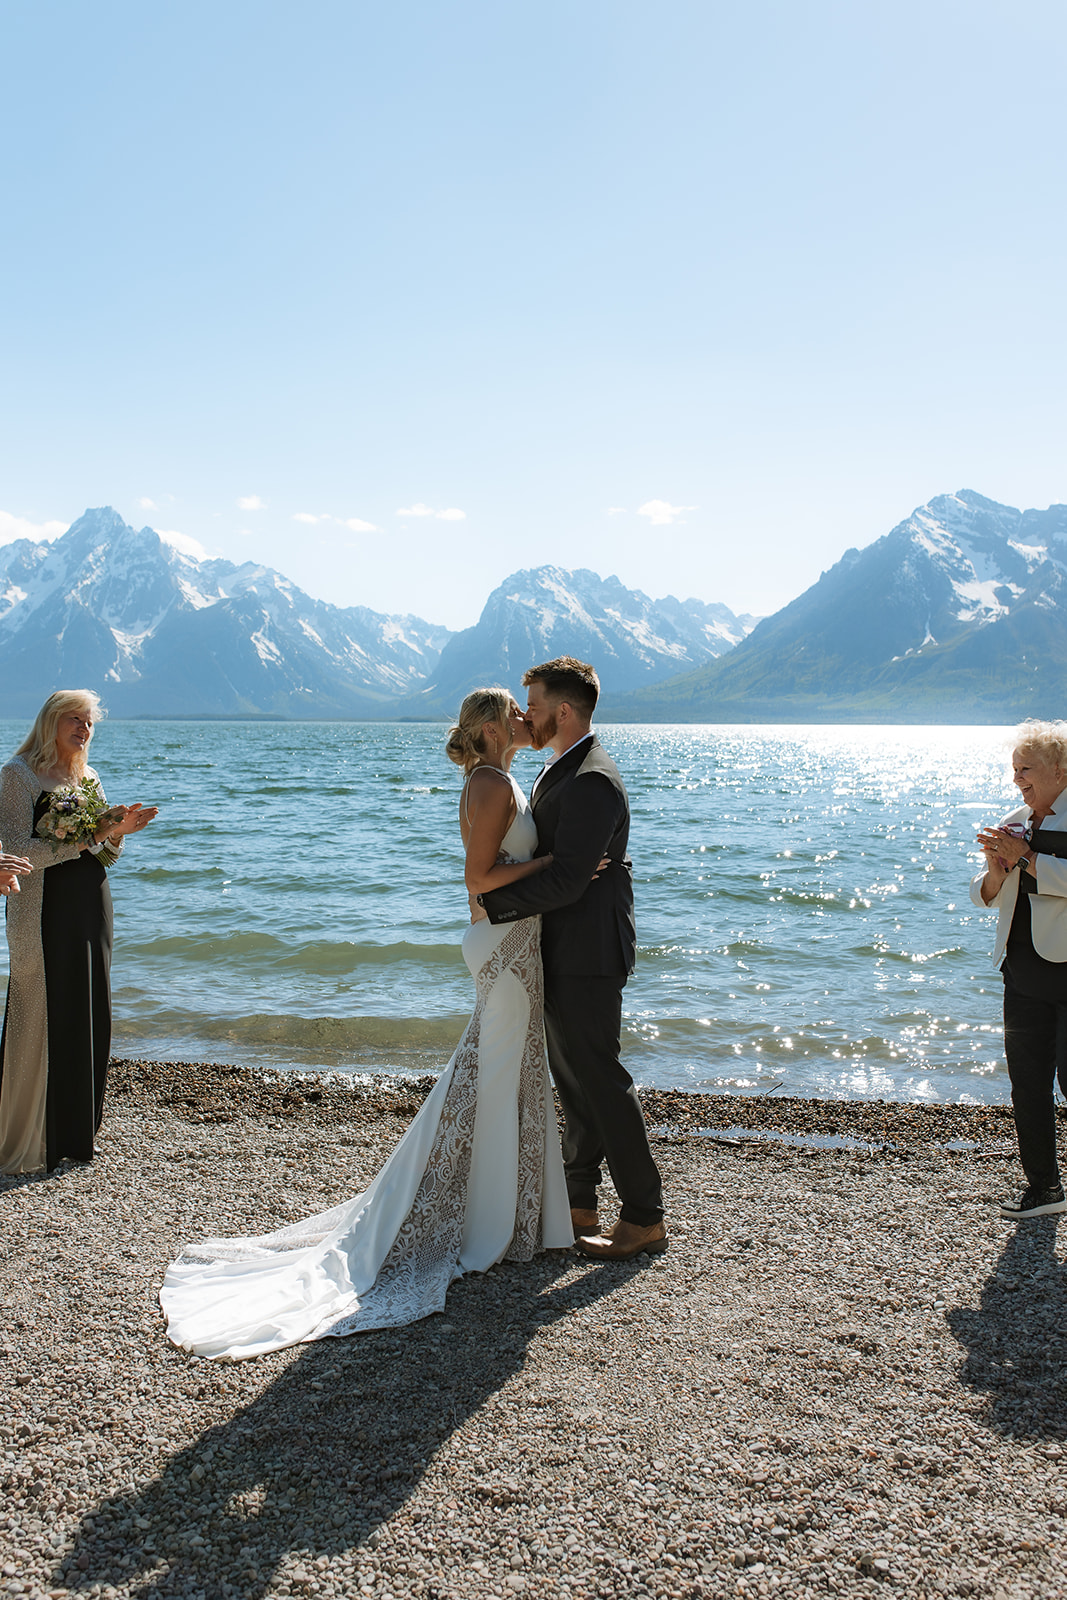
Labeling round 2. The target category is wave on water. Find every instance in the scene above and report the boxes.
[133,933,465,970]
[113,1008,468,1057]
[133,864,228,881]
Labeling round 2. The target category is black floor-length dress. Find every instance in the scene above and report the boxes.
[36,795,114,1165]
[0,757,121,1174]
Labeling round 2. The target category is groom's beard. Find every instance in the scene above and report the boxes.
[528,713,558,751]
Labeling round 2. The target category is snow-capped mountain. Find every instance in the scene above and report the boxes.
[607,490,1067,721]
[15,492,1054,724]
[0,509,757,718]
[411,566,758,709]
[0,508,453,717]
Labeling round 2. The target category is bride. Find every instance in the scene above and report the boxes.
[160,689,574,1360]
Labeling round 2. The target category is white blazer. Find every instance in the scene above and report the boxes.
[970,789,1067,966]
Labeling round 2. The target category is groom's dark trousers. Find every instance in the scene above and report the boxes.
[481,736,663,1226]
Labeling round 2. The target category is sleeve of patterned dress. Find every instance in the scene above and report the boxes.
[0,760,82,871]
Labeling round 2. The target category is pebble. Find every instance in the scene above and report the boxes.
[0,1058,1064,1599]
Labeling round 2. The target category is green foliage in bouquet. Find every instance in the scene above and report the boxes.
[35,778,124,868]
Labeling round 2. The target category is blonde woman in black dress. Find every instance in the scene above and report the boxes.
[0,690,156,1174]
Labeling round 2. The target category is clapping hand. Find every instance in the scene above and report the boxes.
[976,826,1027,873]
[101,803,160,842]
[0,851,32,896]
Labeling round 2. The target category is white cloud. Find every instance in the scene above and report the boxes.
[636,499,697,526]
[294,510,378,532]
[157,528,208,561]
[0,509,67,546]
[397,502,466,521]
[237,495,267,511]
[139,497,158,511]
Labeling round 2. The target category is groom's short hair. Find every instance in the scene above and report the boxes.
[523,657,599,718]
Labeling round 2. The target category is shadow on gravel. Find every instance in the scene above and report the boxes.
[948,1214,1067,1440]
[57,1253,624,1598]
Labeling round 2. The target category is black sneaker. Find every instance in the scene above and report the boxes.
[1000,1183,1067,1218]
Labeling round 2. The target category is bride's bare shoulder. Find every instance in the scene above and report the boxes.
[461,766,516,830]
[463,766,512,795]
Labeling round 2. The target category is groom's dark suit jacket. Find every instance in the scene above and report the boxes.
[481,735,636,979]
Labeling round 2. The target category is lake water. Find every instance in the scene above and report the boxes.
[0,719,1023,1103]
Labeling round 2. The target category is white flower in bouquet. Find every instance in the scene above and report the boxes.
[35,779,124,852]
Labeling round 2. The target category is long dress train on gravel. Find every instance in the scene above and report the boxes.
[160,778,573,1360]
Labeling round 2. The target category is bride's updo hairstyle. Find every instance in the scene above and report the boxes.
[446,687,513,775]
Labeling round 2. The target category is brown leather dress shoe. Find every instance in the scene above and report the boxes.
[575,1219,668,1260]
[570,1207,600,1239]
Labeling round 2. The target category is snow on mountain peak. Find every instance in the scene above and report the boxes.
[896,490,1067,629]
[0,505,456,716]
[424,561,755,702]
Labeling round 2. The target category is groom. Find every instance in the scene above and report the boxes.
[477,656,666,1259]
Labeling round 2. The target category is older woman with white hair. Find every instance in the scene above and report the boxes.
[0,690,157,1175]
[973,720,1067,1219]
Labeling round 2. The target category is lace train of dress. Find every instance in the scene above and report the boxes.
[160,915,573,1360]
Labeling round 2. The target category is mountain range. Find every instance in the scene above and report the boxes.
[602,490,1067,722]
[411,567,756,712]
[0,509,755,718]
[0,491,1062,721]
[0,509,451,718]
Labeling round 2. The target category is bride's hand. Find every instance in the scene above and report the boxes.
[469,891,488,924]
[591,856,611,880]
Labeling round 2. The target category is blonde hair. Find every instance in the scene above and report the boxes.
[445,687,514,775]
[1014,719,1067,777]
[16,689,104,779]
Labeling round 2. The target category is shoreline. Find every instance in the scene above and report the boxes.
[1,1058,1065,1600]
[104,1055,1030,1150]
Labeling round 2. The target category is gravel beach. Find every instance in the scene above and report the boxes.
[1,1060,1065,1600]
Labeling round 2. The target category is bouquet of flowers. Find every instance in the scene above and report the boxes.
[35,778,125,866]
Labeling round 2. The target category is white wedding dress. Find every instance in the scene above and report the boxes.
[160,773,573,1360]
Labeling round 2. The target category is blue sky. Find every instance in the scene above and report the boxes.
[2,1,1065,629]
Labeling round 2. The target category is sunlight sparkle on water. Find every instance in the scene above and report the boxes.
[0,719,1023,1103]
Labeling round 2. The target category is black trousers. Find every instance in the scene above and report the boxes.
[1002,973,1067,1190]
[543,973,663,1226]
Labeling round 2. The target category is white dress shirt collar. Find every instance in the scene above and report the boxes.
[531,730,595,794]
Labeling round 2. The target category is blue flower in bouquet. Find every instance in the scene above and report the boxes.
[35,779,123,852]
